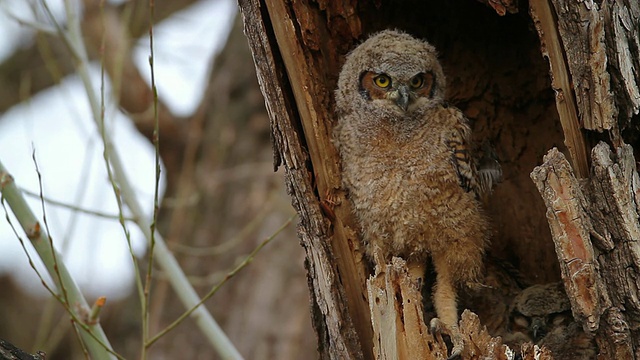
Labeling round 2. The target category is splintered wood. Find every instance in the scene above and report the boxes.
[529,1,589,178]
[238,1,372,358]
[367,258,445,360]
[547,0,616,132]
[588,143,640,356]
[367,257,530,360]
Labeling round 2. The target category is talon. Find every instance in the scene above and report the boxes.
[430,317,444,334]
[407,263,426,290]
[430,317,464,359]
[448,336,463,359]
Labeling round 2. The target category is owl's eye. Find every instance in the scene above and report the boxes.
[409,74,424,89]
[549,312,571,326]
[373,74,391,88]
[512,314,530,330]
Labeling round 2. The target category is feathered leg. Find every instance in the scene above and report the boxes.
[430,256,463,359]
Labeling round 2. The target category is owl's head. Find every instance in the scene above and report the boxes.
[336,30,446,121]
[509,282,573,341]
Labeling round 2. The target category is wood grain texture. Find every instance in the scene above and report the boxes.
[588,142,640,355]
[367,258,446,360]
[603,0,640,123]
[530,148,602,333]
[239,0,640,358]
[531,143,640,358]
[548,0,616,132]
[529,0,590,178]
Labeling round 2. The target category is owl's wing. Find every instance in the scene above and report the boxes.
[446,110,502,199]
[476,141,503,197]
[446,111,478,194]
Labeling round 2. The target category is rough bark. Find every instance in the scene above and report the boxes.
[0,338,44,360]
[238,0,370,357]
[530,143,640,359]
[238,0,524,359]
[529,0,640,358]
[529,0,590,177]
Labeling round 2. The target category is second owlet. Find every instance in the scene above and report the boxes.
[334,30,492,357]
[508,282,597,359]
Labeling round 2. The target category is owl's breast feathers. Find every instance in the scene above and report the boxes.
[337,104,489,251]
[338,104,478,193]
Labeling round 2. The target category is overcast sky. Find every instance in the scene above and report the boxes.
[0,0,236,299]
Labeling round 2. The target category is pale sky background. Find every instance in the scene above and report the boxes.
[0,0,236,299]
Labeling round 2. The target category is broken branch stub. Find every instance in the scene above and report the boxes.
[530,148,602,333]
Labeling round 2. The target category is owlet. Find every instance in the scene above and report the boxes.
[334,29,492,357]
[509,282,597,359]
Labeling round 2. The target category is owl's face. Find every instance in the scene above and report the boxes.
[511,309,573,340]
[509,282,572,341]
[336,30,446,123]
[359,68,435,113]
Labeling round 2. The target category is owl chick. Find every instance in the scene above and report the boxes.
[334,30,492,358]
[508,282,597,359]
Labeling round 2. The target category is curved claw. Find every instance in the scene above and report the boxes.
[448,342,463,360]
[429,317,444,334]
[430,317,464,359]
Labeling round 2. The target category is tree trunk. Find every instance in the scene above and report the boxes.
[238,0,640,358]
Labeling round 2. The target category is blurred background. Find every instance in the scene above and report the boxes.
[0,0,316,358]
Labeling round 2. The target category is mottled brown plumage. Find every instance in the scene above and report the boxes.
[460,255,529,339]
[334,30,493,357]
[507,282,597,359]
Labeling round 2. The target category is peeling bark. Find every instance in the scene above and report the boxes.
[239,1,368,358]
[529,1,590,177]
[549,0,616,132]
[530,148,602,333]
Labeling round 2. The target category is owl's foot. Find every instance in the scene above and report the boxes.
[430,317,463,359]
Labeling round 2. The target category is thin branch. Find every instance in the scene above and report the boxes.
[0,2,58,34]
[168,195,277,256]
[143,0,161,357]
[49,0,244,358]
[0,161,119,360]
[32,150,71,317]
[146,214,296,346]
[20,187,137,221]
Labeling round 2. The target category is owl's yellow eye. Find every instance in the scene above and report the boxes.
[373,75,391,88]
[410,75,424,89]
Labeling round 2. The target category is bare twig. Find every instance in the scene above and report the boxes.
[143,0,161,357]
[146,214,296,346]
[44,1,244,358]
[20,187,136,221]
[0,161,119,360]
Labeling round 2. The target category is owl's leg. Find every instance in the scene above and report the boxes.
[430,257,464,359]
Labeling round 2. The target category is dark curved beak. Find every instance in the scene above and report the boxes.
[395,85,410,111]
[387,85,410,111]
[531,318,545,340]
